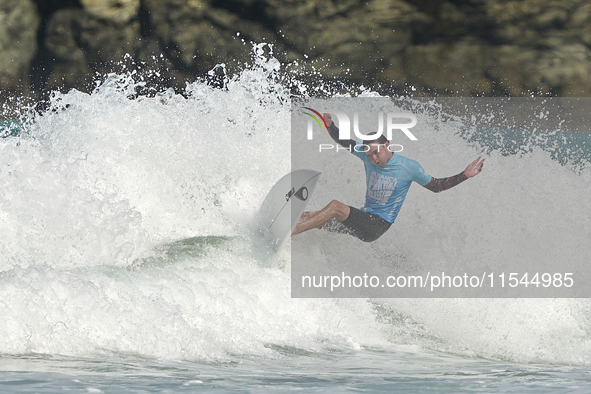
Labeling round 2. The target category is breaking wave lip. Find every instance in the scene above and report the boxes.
[1,44,591,366]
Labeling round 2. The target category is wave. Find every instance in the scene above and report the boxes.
[1,44,590,365]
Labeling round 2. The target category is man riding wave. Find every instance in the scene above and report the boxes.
[292,113,485,242]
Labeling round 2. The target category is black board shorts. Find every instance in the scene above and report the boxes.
[320,206,392,242]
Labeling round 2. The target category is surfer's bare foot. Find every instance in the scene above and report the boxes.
[292,202,350,236]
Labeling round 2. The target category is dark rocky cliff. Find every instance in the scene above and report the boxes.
[2,0,591,112]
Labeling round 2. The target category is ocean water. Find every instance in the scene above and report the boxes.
[1,46,591,392]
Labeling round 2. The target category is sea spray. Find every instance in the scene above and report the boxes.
[1,45,591,366]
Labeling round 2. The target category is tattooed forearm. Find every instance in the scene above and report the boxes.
[423,172,468,193]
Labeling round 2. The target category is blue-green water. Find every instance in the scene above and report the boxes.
[3,349,591,393]
[2,51,591,392]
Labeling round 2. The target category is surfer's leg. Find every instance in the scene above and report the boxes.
[338,207,392,242]
[292,200,350,235]
[298,210,319,223]
[317,207,392,242]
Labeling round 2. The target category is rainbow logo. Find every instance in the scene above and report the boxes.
[303,107,329,130]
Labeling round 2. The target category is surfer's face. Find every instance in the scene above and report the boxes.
[365,142,392,167]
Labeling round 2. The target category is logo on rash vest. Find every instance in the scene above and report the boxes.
[367,172,397,205]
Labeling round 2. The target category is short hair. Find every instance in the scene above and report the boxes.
[362,132,388,146]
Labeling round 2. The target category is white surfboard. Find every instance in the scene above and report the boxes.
[258,169,321,250]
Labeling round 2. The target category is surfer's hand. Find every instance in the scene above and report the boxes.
[323,113,333,127]
[463,156,485,178]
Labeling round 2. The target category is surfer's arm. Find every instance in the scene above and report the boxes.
[325,114,356,150]
[423,172,468,193]
[422,156,485,193]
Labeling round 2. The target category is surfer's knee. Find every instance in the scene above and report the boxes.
[327,200,345,211]
[328,200,350,221]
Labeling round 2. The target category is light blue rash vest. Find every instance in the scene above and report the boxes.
[351,143,432,223]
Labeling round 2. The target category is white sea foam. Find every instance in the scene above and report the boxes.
[1,45,590,365]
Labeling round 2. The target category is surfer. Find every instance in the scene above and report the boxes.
[292,113,485,242]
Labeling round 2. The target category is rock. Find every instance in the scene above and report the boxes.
[273,0,422,82]
[487,46,538,96]
[4,0,591,111]
[141,0,424,85]
[142,0,274,75]
[403,40,493,95]
[44,6,142,92]
[0,0,40,103]
[80,0,140,24]
[536,44,591,96]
